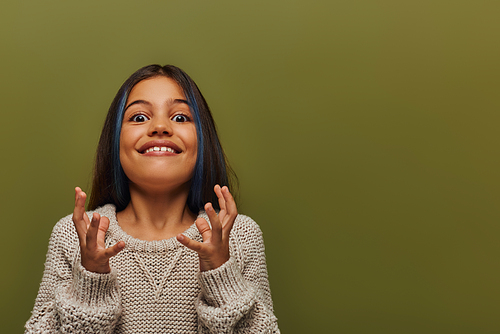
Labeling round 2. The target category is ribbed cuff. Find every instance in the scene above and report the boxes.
[72,263,120,308]
[197,257,248,307]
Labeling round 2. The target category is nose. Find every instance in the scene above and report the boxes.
[148,117,171,136]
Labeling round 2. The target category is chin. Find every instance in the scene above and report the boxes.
[130,176,192,193]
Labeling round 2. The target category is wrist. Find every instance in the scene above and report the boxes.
[199,254,230,272]
[81,258,111,274]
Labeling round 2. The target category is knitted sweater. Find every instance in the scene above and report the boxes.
[25,204,280,333]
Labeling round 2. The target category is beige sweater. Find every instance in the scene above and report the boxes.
[25,204,280,333]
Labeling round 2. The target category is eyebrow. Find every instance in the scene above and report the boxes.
[124,98,190,112]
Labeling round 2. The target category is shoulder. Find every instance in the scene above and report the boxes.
[230,214,267,260]
[93,203,117,220]
[50,212,77,245]
[231,214,263,240]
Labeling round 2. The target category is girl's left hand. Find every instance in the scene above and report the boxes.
[177,185,237,272]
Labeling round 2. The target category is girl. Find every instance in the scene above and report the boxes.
[25,65,280,333]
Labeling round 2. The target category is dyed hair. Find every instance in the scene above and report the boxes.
[88,65,237,213]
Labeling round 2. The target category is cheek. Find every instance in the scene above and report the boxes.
[118,128,135,166]
[118,142,128,173]
[189,129,198,160]
[119,126,138,149]
[180,127,198,175]
[178,124,198,153]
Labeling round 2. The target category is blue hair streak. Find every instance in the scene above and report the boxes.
[183,82,205,213]
[112,89,130,209]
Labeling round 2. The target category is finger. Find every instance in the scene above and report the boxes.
[85,212,101,250]
[74,188,91,227]
[74,186,80,204]
[221,186,237,233]
[72,188,88,245]
[83,212,91,228]
[194,217,213,242]
[205,203,222,243]
[96,216,110,248]
[73,187,86,219]
[221,186,237,215]
[103,241,125,259]
[214,184,226,213]
[176,234,204,253]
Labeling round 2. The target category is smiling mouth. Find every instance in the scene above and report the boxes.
[142,146,179,154]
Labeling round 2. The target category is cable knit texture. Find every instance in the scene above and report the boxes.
[25,204,280,333]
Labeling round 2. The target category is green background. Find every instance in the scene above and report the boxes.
[1,1,499,333]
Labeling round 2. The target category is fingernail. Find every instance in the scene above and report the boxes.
[177,234,184,241]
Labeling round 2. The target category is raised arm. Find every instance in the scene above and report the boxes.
[25,188,124,333]
[177,185,280,333]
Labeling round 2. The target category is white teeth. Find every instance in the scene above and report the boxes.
[144,146,176,154]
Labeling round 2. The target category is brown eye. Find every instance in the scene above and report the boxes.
[172,114,189,123]
[131,114,149,122]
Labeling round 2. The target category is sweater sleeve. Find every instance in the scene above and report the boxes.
[195,216,280,334]
[25,216,122,333]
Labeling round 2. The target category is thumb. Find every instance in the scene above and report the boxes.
[177,234,203,252]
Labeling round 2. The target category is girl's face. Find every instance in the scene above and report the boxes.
[119,76,198,193]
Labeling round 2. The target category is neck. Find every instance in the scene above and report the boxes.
[116,183,198,241]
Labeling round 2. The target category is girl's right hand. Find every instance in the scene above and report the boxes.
[72,187,125,273]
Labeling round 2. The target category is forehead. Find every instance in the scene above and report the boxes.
[127,76,185,103]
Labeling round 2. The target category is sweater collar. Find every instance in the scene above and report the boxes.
[95,204,206,253]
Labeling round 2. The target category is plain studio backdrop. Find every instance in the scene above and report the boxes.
[1,1,499,333]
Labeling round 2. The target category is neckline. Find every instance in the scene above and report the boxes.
[96,204,204,253]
